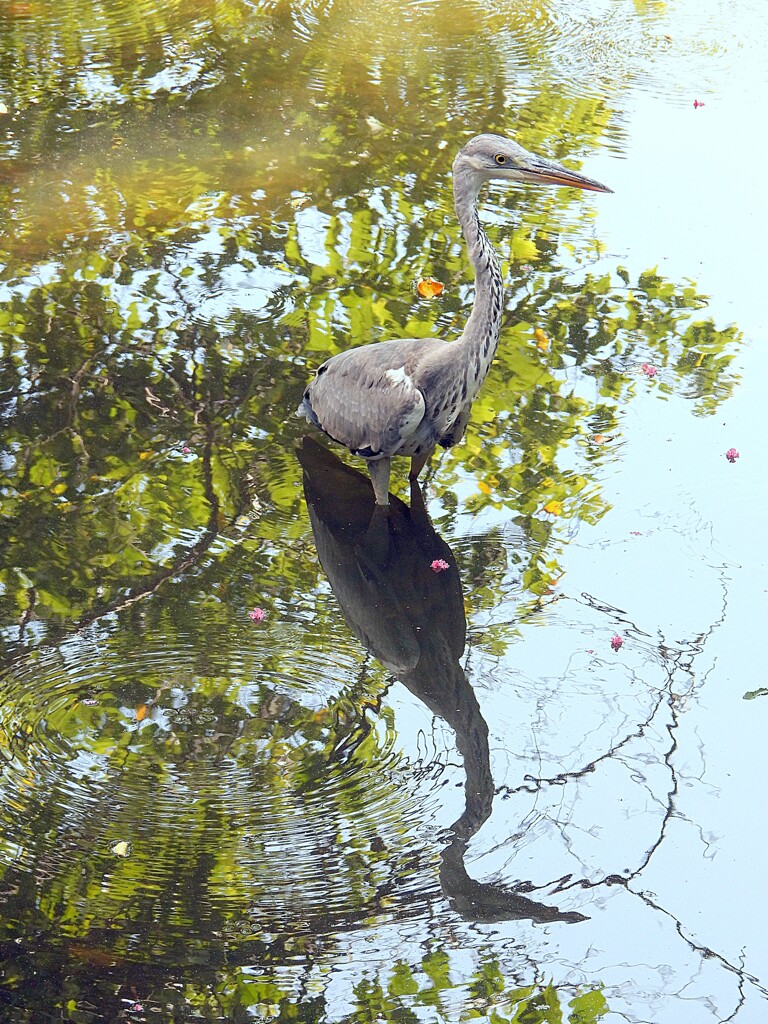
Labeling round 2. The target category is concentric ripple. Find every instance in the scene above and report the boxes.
[0,624,445,960]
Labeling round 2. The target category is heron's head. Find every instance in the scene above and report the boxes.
[455,133,612,194]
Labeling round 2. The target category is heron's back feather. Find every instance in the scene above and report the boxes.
[300,338,449,458]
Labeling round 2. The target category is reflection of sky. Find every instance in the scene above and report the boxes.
[595,91,768,337]
[320,2,768,1019]
[460,3,768,1018]
[586,0,768,336]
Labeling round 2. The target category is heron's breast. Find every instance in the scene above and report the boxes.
[429,381,467,432]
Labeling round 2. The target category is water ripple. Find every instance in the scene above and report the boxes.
[0,627,443,955]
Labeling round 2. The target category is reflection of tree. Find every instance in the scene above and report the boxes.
[0,226,741,652]
[0,0,743,645]
[0,1,752,1020]
[0,572,605,1022]
[0,0,611,270]
[299,436,584,926]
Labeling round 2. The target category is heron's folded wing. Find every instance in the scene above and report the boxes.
[305,346,426,457]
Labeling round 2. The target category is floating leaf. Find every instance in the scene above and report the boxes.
[569,987,610,1021]
[0,102,7,116]
[744,687,768,701]
[543,572,565,595]
[533,327,549,351]
[416,277,444,298]
[592,434,611,445]
[111,840,131,857]
[542,499,563,516]
[136,703,149,722]
[28,455,59,487]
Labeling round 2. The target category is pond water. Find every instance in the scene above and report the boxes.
[2,0,768,1021]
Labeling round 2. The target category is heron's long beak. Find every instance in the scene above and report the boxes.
[519,155,613,193]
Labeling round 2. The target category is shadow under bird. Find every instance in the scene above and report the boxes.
[298,132,612,505]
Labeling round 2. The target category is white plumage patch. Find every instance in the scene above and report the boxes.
[385,366,410,386]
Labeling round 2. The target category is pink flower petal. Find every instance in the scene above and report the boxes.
[430,559,450,573]
[725,448,739,463]
[248,607,266,622]
[610,634,623,652]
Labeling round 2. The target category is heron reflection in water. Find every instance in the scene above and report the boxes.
[299,436,584,925]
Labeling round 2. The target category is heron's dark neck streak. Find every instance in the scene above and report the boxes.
[453,178,505,399]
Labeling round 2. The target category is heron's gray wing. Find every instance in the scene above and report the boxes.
[303,342,427,457]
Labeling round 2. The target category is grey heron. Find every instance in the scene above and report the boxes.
[298,133,612,505]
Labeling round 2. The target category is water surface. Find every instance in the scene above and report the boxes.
[2,0,767,1021]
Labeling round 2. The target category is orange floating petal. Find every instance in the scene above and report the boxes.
[136,703,149,722]
[417,277,445,298]
[542,499,563,516]
[533,327,549,351]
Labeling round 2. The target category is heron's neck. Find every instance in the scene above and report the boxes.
[454,180,504,399]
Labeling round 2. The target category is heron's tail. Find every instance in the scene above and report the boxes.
[296,396,314,423]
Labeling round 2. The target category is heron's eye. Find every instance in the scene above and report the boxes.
[494,154,507,165]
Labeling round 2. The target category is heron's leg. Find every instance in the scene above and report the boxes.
[409,451,431,480]
[368,457,391,506]
[409,476,428,519]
